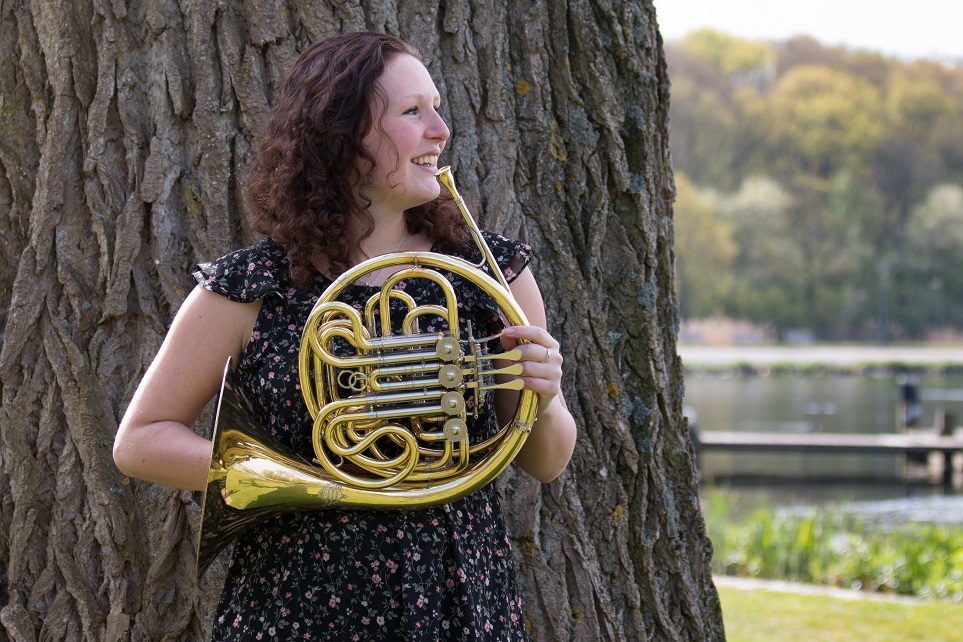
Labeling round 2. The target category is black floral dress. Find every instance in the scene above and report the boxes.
[194,231,532,641]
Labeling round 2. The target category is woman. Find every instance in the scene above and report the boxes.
[114,32,576,641]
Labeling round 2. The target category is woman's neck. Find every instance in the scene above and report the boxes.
[354,212,409,260]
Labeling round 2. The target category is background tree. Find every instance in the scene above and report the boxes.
[716,176,802,329]
[664,30,776,190]
[767,65,884,180]
[664,75,741,189]
[665,29,963,341]
[903,184,963,334]
[672,173,736,318]
[0,1,722,641]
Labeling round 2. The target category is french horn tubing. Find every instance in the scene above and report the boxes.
[196,167,538,576]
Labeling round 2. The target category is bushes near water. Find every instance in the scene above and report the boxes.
[703,489,963,601]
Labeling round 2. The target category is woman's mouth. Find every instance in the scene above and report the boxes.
[412,154,439,168]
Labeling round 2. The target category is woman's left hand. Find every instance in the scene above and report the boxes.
[497,267,576,482]
[500,324,563,414]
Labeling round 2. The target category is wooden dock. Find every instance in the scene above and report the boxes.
[693,431,963,455]
[692,427,963,488]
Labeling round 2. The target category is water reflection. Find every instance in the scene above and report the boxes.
[707,479,962,524]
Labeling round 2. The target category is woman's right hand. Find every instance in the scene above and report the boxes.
[112,286,261,491]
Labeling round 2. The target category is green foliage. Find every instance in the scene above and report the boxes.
[672,172,736,317]
[679,29,777,81]
[768,65,884,178]
[703,489,963,601]
[910,185,963,255]
[886,73,959,144]
[901,185,963,333]
[713,176,803,327]
[666,31,963,340]
[668,78,742,188]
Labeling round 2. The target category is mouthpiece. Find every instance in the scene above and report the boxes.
[435,165,456,194]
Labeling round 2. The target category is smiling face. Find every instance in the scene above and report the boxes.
[359,54,451,215]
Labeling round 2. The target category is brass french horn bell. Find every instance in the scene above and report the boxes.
[196,167,538,576]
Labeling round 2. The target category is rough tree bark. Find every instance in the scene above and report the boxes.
[0,1,724,640]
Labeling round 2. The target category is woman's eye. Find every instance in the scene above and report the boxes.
[404,106,419,115]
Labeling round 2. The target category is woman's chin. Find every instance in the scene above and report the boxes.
[409,182,442,207]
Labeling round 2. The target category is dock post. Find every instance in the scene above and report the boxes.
[936,410,961,489]
[897,375,922,431]
[897,375,925,478]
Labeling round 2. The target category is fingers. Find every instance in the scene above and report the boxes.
[501,325,561,369]
[522,344,561,369]
[501,324,559,352]
[500,325,563,411]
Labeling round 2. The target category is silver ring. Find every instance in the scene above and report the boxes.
[541,347,551,363]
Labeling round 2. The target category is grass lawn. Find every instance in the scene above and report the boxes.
[718,583,963,642]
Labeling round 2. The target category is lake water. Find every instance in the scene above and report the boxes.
[685,372,963,520]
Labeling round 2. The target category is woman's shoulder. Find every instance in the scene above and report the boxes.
[478,229,532,284]
[192,238,295,303]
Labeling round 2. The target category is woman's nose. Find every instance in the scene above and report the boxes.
[429,110,450,142]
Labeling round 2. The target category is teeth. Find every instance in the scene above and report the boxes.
[412,155,438,166]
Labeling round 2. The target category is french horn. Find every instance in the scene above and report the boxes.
[196,167,538,576]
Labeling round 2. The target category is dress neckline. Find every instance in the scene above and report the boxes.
[318,241,446,291]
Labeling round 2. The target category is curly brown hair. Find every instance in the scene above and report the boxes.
[245,32,471,289]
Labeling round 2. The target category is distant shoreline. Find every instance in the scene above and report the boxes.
[679,344,963,372]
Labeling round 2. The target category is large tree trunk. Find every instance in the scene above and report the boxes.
[0,1,723,640]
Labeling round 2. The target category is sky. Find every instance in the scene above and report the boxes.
[652,0,963,63]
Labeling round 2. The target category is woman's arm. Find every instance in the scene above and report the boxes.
[113,286,261,491]
[494,268,577,483]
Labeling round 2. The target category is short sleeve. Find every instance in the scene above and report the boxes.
[192,239,292,303]
[479,230,532,284]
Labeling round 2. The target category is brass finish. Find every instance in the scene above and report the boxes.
[435,166,512,292]
[196,167,538,576]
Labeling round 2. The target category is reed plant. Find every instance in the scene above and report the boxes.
[703,488,963,601]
